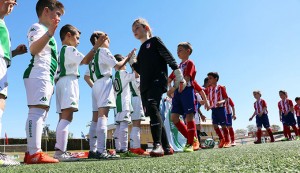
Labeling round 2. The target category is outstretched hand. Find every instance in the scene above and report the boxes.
[48,19,60,36]
[94,34,108,48]
[14,44,27,55]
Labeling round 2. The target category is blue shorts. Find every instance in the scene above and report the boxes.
[171,86,195,116]
[211,107,227,126]
[297,116,300,127]
[226,114,232,126]
[256,114,270,128]
[282,112,296,126]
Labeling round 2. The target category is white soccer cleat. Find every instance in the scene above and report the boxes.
[0,153,20,166]
[53,152,80,162]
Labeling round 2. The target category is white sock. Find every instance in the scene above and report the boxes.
[119,121,128,151]
[26,108,46,155]
[0,109,3,138]
[96,117,107,153]
[54,119,70,152]
[130,127,141,149]
[89,121,97,152]
[114,124,121,151]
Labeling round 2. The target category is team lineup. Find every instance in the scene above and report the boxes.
[0,0,299,167]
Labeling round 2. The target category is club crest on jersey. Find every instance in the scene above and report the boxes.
[146,43,151,49]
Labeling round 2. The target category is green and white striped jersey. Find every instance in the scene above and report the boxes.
[0,19,11,65]
[88,48,117,82]
[129,77,141,97]
[23,23,58,85]
[57,45,84,78]
[114,70,136,113]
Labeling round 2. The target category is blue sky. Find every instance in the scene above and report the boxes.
[2,0,300,138]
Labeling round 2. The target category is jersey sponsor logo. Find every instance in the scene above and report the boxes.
[146,43,151,49]
[40,97,48,102]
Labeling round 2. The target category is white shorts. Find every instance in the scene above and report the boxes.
[115,111,131,122]
[194,112,201,125]
[56,76,79,113]
[24,78,53,106]
[92,77,116,110]
[0,58,8,98]
[131,96,145,121]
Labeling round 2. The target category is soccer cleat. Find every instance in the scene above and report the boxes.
[24,151,29,163]
[53,152,80,162]
[150,143,164,157]
[0,153,20,167]
[163,147,174,156]
[26,152,59,164]
[296,136,300,141]
[129,148,150,156]
[218,139,225,148]
[107,150,120,158]
[193,137,200,151]
[223,142,231,148]
[281,138,289,141]
[231,141,237,146]
[183,144,193,152]
[88,151,97,159]
[95,151,120,159]
[254,140,262,144]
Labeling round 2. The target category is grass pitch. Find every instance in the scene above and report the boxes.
[2,141,300,173]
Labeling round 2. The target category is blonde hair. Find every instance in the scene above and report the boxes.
[132,18,152,38]
[253,90,261,96]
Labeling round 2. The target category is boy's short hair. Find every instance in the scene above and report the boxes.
[114,54,123,62]
[178,42,193,55]
[295,97,300,102]
[279,90,287,96]
[90,31,105,46]
[253,90,262,96]
[60,24,81,41]
[36,0,64,17]
[207,72,219,81]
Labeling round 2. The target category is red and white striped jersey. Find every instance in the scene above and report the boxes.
[254,99,268,115]
[278,99,293,114]
[169,59,196,87]
[294,104,300,116]
[225,97,234,114]
[205,85,228,108]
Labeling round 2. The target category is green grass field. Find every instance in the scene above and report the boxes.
[2,141,300,173]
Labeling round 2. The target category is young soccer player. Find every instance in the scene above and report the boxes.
[249,91,275,144]
[113,54,138,153]
[278,90,299,140]
[224,97,237,146]
[194,92,207,143]
[89,31,134,159]
[53,24,107,161]
[23,0,64,164]
[130,18,185,157]
[128,72,148,155]
[294,97,300,136]
[168,42,209,152]
[205,72,231,148]
[0,0,27,166]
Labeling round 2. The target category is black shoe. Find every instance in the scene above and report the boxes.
[88,151,97,159]
[164,147,174,155]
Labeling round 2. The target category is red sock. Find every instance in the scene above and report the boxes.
[267,128,274,141]
[291,125,299,136]
[175,121,188,138]
[187,121,196,145]
[287,126,292,138]
[228,127,235,142]
[283,125,288,138]
[256,129,262,142]
[214,127,224,140]
[222,127,230,142]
